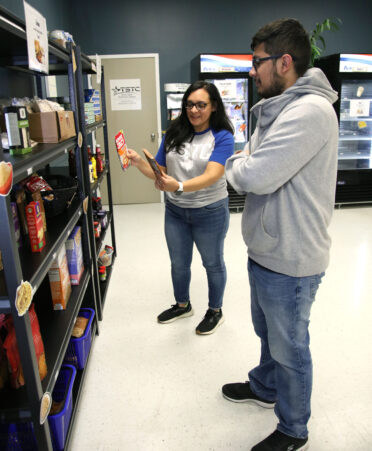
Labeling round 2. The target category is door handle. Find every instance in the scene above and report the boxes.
[151,133,156,142]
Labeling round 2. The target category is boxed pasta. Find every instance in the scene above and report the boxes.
[65,226,84,285]
[48,246,71,310]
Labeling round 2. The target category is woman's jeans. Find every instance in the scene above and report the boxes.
[247,258,324,439]
[164,198,229,309]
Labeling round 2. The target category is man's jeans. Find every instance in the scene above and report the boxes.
[248,258,324,439]
[164,198,229,309]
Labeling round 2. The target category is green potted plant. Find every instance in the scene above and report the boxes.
[309,18,342,66]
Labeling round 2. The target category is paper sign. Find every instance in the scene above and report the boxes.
[349,99,370,117]
[214,79,237,99]
[24,1,49,74]
[110,79,142,111]
[166,93,184,109]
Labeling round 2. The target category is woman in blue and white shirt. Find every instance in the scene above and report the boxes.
[127,80,234,335]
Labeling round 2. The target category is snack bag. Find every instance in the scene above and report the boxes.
[114,130,129,171]
[3,304,47,388]
[142,148,164,182]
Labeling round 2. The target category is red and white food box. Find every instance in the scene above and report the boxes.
[25,201,46,253]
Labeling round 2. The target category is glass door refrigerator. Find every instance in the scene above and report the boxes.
[192,54,253,211]
[316,53,372,205]
[195,53,253,151]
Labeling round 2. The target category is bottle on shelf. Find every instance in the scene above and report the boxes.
[87,145,94,183]
[96,144,104,175]
[91,146,97,179]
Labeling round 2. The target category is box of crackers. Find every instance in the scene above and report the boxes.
[48,246,71,310]
[25,201,46,253]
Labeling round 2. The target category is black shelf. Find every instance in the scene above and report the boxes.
[18,198,83,291]
[3,139,77,185]
[91,166,108,193]
[0,269,90,420]
[85,120,105,135]
[95,211,113,257]
[100,255,115,311]
[0,6,69,70]
[0,7,113,448]
[0,5,94,75]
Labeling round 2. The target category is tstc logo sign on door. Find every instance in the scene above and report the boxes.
[110,79,142,111]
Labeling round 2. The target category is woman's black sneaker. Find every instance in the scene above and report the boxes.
[251,430,308,451]
[157,302,193,323]
[195,308,224,335]
[222,381,275,408]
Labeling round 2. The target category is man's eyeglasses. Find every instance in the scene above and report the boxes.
[252,54,297,70]
[184,101,209,111]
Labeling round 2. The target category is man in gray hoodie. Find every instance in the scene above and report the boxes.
[222,18,339,451]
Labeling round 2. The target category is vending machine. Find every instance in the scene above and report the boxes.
[193,54,253,152]
[316,53,372,205]
[191,54,253,211]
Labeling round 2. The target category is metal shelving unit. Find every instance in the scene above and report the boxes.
[74,53,117,321]
[0,5,115,450]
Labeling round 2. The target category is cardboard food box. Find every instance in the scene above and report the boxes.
[28,111,76,143]
[65,226,84,285]
[25,201,46,253]
[48,246,71,310]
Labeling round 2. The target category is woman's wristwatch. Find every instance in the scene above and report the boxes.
[174,181,183,196]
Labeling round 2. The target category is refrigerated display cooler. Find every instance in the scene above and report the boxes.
[192,54,253,211]
[316,53,372,205]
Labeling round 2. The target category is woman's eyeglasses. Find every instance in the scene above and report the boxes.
[252,54,297,70]
[184,101,209,111]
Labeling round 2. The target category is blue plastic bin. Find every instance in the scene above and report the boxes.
[48,364,77,451]
[64,308,95,369]
[0,422,37,451]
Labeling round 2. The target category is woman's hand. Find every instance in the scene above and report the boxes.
[127,148,142,167]
[158,173,179,192]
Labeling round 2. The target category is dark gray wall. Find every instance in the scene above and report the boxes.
[0,0,74,31]
[2,0,372,127]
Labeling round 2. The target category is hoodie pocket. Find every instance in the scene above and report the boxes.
[244,196,278,254]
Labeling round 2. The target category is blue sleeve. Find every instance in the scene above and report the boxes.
[155,135,166,167]
[209,129,234,165]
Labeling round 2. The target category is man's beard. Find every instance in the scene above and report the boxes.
[259,69,286,99]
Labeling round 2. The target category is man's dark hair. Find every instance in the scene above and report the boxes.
[251,18,311,77]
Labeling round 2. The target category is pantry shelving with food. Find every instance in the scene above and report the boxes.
[0,5,116,450]
[74,57,117,319]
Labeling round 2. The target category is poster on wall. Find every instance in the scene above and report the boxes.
[23,1,48,74]
[110,79,142,111]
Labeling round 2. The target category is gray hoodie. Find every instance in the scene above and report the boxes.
[225,68,339,277]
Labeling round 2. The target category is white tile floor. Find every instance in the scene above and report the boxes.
[70,203,372,451]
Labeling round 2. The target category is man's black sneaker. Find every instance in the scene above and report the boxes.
[157,302,193,323]
[222,381,275,408]
[195,308,224,335]
[251,430,308,451]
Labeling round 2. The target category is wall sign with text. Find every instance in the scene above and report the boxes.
[109,79,142,111]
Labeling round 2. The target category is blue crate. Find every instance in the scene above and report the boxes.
[48,364,77,451]
[64,308,95,369]
[0,422,37,451]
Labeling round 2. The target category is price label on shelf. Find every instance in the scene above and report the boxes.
[78,132,83,148]
[40,392,52,424]
[15,280,33,316]
[83,196,89,214]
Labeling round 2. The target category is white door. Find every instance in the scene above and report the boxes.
[91,54,162,204]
